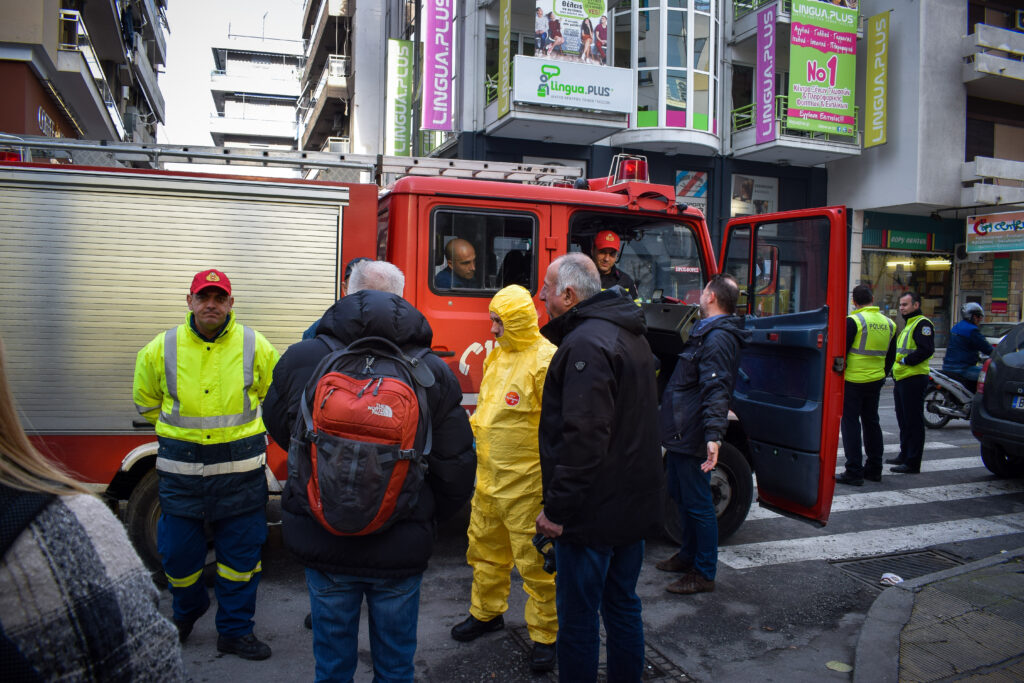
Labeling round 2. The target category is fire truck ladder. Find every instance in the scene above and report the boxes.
[1,135,583,185]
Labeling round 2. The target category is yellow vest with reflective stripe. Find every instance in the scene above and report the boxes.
[893,315,932,381]
[845,306,896,383]
[133,313,280,445]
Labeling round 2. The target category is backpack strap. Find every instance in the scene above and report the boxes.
[0,483,54,683]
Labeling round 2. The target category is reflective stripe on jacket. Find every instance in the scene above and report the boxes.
[893,315,931,381]
[133,312,280,445]
[845,306,896,383]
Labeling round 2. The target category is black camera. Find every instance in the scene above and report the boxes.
[532,533,556,574]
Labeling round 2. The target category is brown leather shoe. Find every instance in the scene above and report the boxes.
[666,573,715,594]
[655,554,694,573]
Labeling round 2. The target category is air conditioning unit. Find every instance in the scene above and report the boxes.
[954,243,983,264]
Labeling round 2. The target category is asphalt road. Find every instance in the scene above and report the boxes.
[167,384,1024,682]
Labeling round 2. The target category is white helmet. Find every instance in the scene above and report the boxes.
[961,302,984,321]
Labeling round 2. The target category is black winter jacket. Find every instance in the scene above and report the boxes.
[262,291,475,578]
[659,314,750,456]
[538,289,665,546]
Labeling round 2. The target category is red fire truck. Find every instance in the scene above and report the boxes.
[0,138,846,571]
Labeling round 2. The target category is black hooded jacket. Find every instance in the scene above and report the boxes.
[659,314,750,456]
[538,289,665,547]
[262,291,475,578]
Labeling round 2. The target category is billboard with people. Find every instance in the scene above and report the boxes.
[535,0,609,66]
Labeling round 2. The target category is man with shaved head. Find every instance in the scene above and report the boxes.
[436,238,478,289]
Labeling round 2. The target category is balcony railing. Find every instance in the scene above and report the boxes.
[734,0,791,21]
[58,9,126,140]
[731,95,859,144]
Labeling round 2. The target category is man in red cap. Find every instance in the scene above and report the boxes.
[591,230,639,300]
[133,269,280,661]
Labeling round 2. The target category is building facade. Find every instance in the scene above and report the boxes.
[209,33,303,150]
[0,0,169,143]
[828,0,1024,340]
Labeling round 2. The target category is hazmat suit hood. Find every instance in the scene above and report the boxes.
[489,285,543,352]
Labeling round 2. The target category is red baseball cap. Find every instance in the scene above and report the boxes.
[595,230,621,253]
[190,269,232,295]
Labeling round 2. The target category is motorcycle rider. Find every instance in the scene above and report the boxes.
[941,302,993,393]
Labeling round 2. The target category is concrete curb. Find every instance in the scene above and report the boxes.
[852,546,1024,683]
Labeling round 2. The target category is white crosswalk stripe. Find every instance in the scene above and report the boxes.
[834,455,982,475]
[747,479,1024,521]
[836,441,961,457]
[719,513,1024,569]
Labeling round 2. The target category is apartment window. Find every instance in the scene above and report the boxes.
[619,1,719,133]
[484,29,536,107]
[430,209,538,295]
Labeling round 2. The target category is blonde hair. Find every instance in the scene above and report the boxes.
[0,337,91,495]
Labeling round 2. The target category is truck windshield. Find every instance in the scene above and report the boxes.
[569,211,706,303]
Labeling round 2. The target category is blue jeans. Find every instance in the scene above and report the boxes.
[554,540,645,683]
[306,569,422,683]
[666,450,718,581]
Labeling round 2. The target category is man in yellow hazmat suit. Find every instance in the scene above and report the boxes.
[450,285,558,673]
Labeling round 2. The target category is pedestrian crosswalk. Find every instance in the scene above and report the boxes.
[722,437,1024,570]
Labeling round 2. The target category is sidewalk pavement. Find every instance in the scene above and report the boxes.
[853,546,1024,682]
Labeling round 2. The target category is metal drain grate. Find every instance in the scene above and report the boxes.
[507,625,695,681]
[830,549,965,590]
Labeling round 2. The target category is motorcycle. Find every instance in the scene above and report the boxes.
[923,368,973,429]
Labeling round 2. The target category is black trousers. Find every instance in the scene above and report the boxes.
[894,374,929,470]
[841,379,885,478]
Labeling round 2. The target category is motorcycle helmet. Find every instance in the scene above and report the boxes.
[960,302,984,321]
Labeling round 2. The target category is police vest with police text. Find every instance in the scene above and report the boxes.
[893,315,932,381]
[845,306,896,383]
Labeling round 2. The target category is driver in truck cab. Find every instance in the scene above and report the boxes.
[132,269,280,661]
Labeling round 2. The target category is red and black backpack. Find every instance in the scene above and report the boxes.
[287,336,434,536]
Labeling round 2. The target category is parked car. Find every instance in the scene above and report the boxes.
[978,321,1016,347]
[971,321,1024,477]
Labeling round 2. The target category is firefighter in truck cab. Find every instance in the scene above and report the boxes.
[591,230,639,300]
[132,269,280,661]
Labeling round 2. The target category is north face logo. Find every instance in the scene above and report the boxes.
[367,404,394,418]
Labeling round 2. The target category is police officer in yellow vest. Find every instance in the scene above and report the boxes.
[133,269,280,660]
[837,285,896,486]
[885,291,934,474]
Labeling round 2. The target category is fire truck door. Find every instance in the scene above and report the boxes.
[719,207,847,525]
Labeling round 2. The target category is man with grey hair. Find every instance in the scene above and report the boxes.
[535,253,664,681]
[347,259,405,297]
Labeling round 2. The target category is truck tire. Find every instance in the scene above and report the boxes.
[923,387,952,429]
[981,443,1024,478]
[662,442,753,544]
[125,468,164,583]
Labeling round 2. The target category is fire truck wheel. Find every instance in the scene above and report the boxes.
[126,468,164,586]
[662,442,753,545]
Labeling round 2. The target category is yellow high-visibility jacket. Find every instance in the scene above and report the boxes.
[133,312,280,445]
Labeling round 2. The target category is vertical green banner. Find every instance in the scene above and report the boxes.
[498,0,511,117]
[865,11,889,148]
[992,256,1010,315]
[787,0,858,136]
[385,39,413,156]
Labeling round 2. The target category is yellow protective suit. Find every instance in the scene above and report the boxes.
[467,285,558,644]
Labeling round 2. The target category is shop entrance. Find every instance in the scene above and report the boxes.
[861,251,953,347]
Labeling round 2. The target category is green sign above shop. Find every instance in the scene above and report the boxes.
[884,231,932,251]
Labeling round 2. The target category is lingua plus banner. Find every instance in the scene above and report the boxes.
[535,0,609,65]
[755,5,777,144]
[423,0,455,131]
[512,54,632,113]
[786,0,858,136]
[385,39,413,156]
[864,11,890,148]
